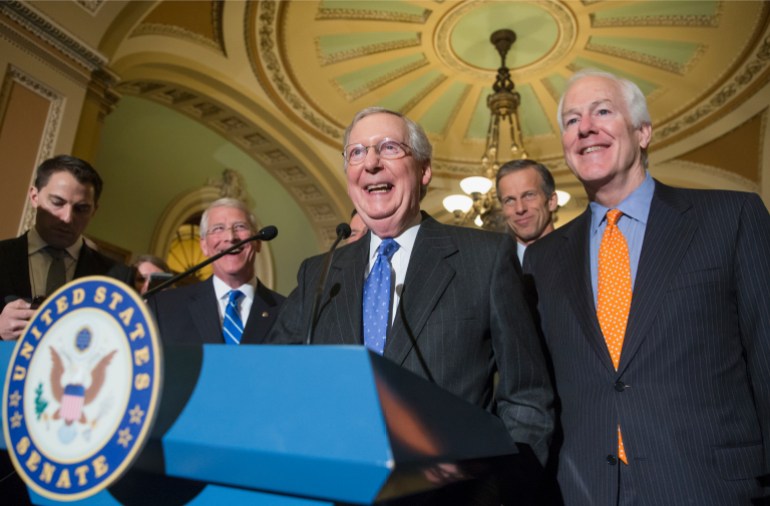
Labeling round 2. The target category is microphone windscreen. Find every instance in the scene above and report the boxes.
[259,226,278,241]
[336,223,352,239]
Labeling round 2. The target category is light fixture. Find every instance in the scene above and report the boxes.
[443,29,526,231]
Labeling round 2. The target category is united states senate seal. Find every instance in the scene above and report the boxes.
[2,276,162,501]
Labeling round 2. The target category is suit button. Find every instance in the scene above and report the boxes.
[614,381,626,392]
[607,455,617,465]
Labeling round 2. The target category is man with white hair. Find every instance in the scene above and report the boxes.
[524,70,770,504]
[148,198,284,345]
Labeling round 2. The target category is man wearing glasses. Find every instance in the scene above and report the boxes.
[268,107,554,498]
[148,198,284,345]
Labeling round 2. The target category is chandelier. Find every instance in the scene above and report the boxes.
[443,29,526,231]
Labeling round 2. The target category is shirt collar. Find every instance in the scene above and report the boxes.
[368,222,421,262]
[27,227,82,260]
[212,275,256,301]
[590,172,655,233]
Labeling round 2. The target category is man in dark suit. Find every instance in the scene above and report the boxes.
[148,198,284,345]
[524,69,770,504]
[0,154,133,503]
[0,155,133,341]
[268,107,554,471]
[495,159,558,265]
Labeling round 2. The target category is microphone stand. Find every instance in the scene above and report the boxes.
[305,223,351,345]
[143,226,278,299]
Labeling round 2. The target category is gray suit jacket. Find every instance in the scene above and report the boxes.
[148,277,285,345]
[524,181,770,505]
[268,216,554,465]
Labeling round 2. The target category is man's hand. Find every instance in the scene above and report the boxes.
[0,298,35,340]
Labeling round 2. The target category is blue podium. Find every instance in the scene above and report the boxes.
[1,342,524,505]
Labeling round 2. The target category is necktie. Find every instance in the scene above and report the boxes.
[223,290,244,345]
[597,209,632,464]
[363,238,399,354]
[45,246,67,295]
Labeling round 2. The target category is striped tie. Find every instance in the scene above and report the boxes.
[223,290,244,345]
[597,209,632,464]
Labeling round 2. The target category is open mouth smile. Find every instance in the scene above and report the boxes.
[365,183,393,193]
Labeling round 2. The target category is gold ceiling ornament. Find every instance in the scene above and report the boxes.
[443,29,527,231]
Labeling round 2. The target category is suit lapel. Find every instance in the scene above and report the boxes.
[385,218,457,366]
[561,211,617,374]
[241,280,282,344]
[9,234,32,298]
[324,237,368,344]
[188,278,223,344]
[618,182,695,374]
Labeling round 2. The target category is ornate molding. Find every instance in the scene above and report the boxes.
[247,0,341,142]
[315,5,431,23]
[2,65,63,234]
[0,1,106,72]
[585,42,704,76]
[654,29,770,143]
[317,36,421,66]
[337,57,429,101]
[130,23,224,54]
[74,1,105,16]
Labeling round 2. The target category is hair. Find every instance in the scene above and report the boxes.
[199,198,258,238]
[343,107,432,166]
[133,254,170,272]
[343,106,432,199]
[34,155,104,202]
[495,159,555,200]
[556,69,651,168]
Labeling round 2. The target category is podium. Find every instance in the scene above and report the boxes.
[2,342,529,505]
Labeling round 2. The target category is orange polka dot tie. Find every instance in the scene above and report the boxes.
[597,209,631,464]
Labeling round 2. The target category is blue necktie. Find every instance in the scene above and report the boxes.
[223,290,244,345]
[363,239,399,354]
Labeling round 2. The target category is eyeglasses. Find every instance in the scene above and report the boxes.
[343,138,412,165]
[206,222,252,237]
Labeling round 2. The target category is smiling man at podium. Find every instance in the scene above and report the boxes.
[268,108,555,497]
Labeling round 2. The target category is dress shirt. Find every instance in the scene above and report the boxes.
[589,172,655,305]
[26,227,81,298]
[212,275,256,326]
[366,222,420,325]
[516,241,526,266]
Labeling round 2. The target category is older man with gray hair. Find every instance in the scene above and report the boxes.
[148,198,284,345]
[268,107,555,495]
[524,69,770,505]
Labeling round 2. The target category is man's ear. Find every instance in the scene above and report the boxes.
[638,122,652,150]
[28,186,40,208]
[547,192,558,213]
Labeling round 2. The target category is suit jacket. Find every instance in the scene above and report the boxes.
[148,277,285,345]
[0,232,133,310]
[268,216,554,465]
[524,181,770,505]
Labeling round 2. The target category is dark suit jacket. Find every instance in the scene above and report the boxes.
[0,232,133,310]
[148,277,285,345]
[524,181,770,505]
[267,216,554,465]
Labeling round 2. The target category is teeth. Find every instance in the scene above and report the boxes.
[584,146,603,154]
[366,183,392,193]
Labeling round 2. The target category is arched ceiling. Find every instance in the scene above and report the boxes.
[31,0,770,238]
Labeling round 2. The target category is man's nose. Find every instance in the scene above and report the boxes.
[578,115,595,137]
[362,147,381,171]
[59,206,73,223]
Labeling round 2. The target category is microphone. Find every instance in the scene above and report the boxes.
[143,225,278,299]
[305,223,351,345]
